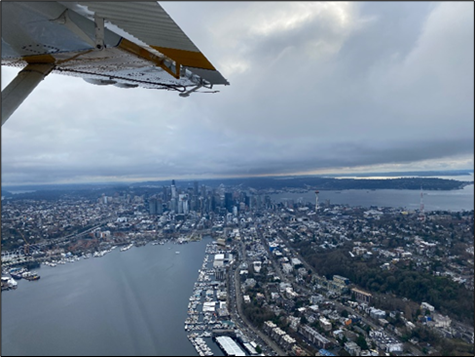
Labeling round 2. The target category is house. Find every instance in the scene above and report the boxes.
[344,341,361,356]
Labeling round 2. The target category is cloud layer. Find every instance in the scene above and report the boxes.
[2,2,473,185]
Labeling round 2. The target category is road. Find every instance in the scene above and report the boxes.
[229,240,286,356]
[269,218,425,356]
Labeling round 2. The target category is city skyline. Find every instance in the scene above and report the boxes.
[2,2,474,186]
[2,177,474,355]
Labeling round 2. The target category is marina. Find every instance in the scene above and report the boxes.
[1,276,18,291]
[2,237,262,355]
[120,243,134,252]
[184,242,233,356]
[2,238,211,356]
[184,242,225,355]
[184,242,258,356]
[2,267,39,290]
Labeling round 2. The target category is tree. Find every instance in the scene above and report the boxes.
[356,335,369,350]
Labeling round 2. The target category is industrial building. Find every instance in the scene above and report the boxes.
[215,336,246,356]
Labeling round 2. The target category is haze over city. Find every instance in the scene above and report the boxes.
[1,2,473,186]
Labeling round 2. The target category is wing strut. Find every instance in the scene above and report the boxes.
[2,63,55,126]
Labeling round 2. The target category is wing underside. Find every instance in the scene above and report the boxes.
[2,1,229,93]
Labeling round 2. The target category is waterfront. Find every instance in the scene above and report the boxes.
[1,238,215,356]
[1,180,473,356]
[270,184,474,212]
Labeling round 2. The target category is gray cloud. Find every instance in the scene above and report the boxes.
[2,2,473,185]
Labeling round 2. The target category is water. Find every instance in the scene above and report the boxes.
[270,177,474,212]
[6,190,37,194]
[2,177,473,356]
[1,238,218,356]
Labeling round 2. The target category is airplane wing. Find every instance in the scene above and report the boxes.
[1,1,229,125]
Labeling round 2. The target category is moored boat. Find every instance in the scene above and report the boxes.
[10,272,23,280]
[22,271,40,281]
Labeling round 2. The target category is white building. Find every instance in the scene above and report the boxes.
[433,313,452,328]
[253,261,262,273]
[214,253,225,268]
[291,258,303,267]
[319,317,332,331]
[344,341,361,356]
[421,302,435,312]
[215,336,246,356]
[282,263,293,274]
[203,301,216,312]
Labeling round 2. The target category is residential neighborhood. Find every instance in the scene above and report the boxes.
[2,182,474,356]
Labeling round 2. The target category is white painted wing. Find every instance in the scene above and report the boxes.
[2,1,228,92]
[66,1,229,86]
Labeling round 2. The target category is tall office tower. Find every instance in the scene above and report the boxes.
[211,195,217,212]
[194,181,199,196]
[224,192,233,213]
[177,195,183,214]
[149,197,157,215]
[156,198,163,214]
[170,198,177,212]
[315,190,320,211]
[178,193,188,214]
[187,188,194,204]
[171,179,177,199]
[162,186,170,202]
[198,197,204,213]
[205,197,211,213]
[243,194,250,208]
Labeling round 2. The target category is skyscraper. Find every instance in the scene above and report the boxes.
[149,197,157,215]
[224,192,233,213]
[156,198,163,214]
[178,193,187,214]
[171,180,177,199]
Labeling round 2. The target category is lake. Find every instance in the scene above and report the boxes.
[1,238,218,356]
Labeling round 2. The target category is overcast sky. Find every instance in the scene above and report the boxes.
[2,1,474,186]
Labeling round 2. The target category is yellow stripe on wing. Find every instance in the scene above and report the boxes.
[118,38,180,79]
[152,46,216,71]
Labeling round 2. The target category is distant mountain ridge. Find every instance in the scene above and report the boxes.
[326,169,473,178]
[2,169,473,195]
